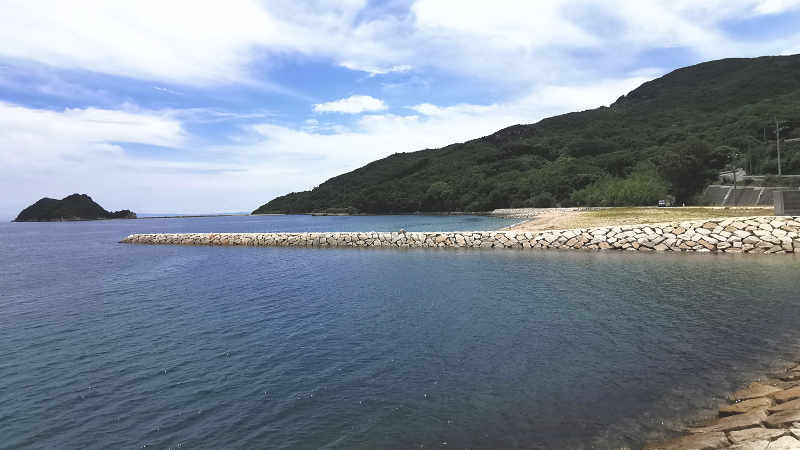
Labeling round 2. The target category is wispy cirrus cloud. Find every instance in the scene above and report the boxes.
[153,87,186,97]
[338,61,414,76]
[167,108,277,124]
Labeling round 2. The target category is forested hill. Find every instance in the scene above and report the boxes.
[254,55,800,214]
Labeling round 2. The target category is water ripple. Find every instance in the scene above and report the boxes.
[1,218,800,449]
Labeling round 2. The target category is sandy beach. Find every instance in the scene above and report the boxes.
[506,206,776,233]
[504,209,586,232]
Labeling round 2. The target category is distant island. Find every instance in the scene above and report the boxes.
[13,194,137,222]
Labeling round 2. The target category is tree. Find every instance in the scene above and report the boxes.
[573,163,667,207]
[657,138,727,204]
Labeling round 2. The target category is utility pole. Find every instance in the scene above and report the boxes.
[731,148,738,206]
[746,138,752,176]
[746,135,760,175]
[774,117,787,177]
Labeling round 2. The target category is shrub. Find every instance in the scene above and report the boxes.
[573,164,668,207]
[530,192,556,208]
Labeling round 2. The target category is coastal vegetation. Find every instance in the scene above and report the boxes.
[254,54,800,214]
[13,194,136,222]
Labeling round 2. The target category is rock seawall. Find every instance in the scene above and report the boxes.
[645,365,800,450]
[120,216,800,253]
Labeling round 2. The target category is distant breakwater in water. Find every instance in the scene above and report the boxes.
[120,215,800,253]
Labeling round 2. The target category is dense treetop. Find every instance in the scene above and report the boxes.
[13,194,136,222]
[254,55,800,214]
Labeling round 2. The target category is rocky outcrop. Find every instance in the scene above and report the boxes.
[120,216,800,253]
[13,194,136,222]
[720,399,775,417]
[108,209,137,219]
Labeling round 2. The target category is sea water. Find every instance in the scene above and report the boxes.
[1,215,800,449]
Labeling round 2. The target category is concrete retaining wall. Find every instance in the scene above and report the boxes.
[775,190,800,216]
[702,185,800,206]
[120,216,800,253]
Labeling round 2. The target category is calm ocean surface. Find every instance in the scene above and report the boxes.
[2,214,800,450]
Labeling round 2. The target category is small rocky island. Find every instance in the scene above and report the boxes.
[13,194,136,222]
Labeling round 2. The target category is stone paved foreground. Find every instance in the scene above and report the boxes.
[121,216,800,253]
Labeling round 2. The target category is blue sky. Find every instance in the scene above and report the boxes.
[2,0,800,219]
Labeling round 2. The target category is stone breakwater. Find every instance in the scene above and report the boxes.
[120,216,800,253]
[645,364,800,450]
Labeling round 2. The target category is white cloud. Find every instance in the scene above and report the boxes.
[0,102,184,165]
[0,75,650,219]
[383,0,800,85]
[413,0,597,52]
[743,0,800,15]
[0,68,111,102]
[4,1,800,218]
[0,0,402,87]
[0,101,191,218]
[1,0,799,89]
[0,0,286,86]
[408,76,650,124]
[518,77,654,112]
[218,76,651,204]
[313,95,388,113]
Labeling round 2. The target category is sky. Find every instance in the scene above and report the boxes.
[2,1,800,219]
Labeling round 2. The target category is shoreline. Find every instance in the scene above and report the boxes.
[498,208,586,232]
[136,214,250,219]
[643,361,800,450]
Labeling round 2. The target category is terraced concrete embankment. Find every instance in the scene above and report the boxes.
[120,216,800,253]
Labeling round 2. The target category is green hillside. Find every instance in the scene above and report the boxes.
[254,55,800,214]
[13,194,136,222]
